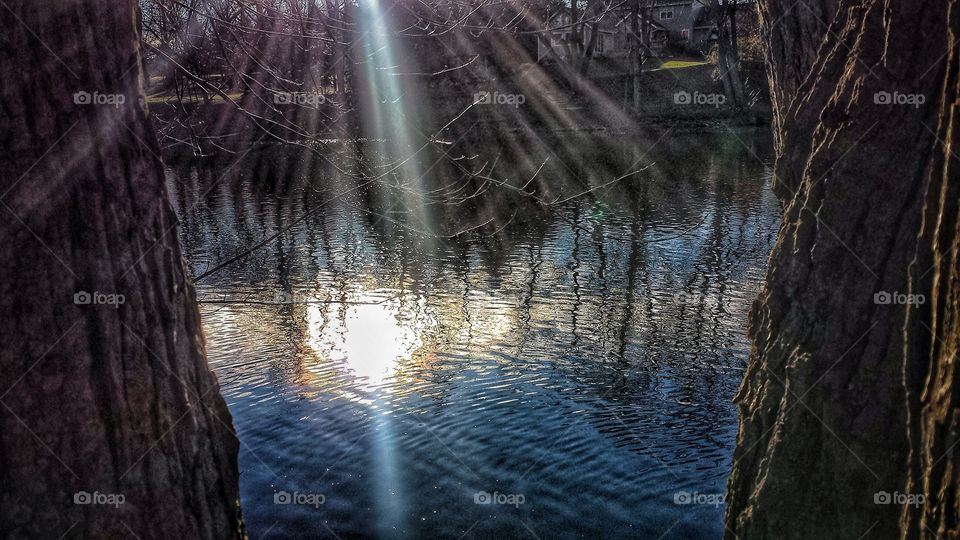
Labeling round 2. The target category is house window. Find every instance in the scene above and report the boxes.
[681,29,690,40]
[660,9,674,19]
[598,34,605,53]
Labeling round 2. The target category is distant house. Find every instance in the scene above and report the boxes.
[537,1,718,63]
[646,0,716,51]
[537,8,624,63]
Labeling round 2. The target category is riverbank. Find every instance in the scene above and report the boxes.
[148,59,770,153]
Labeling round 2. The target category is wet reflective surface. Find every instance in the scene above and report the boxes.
[167,129,779,539]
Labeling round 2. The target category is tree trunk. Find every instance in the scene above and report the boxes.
[580,21,601,77]
[754,0,837,157]
[717,0,744,109]
[728,1,738,59]
[629,0,641,110]
[725,0,959,538]
[0,1,244,538]
[569,0,582,68]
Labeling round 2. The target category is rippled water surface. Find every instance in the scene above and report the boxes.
[168,130,778,539]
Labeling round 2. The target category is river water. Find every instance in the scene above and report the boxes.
[167,129,778,539]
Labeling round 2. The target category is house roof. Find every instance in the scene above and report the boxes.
[547,7,669,33]
[546,7,620,32]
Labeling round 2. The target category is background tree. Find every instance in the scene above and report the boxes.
[714,0,744,108]
[725,0,959,538]
[0,1,243,538]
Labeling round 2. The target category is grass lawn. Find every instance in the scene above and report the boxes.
[658,59,710,70]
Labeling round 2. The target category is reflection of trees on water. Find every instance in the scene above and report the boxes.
[167,130,778,466]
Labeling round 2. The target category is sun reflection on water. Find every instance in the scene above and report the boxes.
[304,292,433,396]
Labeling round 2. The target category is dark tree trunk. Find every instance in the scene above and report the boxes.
[568,0,582,67]
[726,0,959,538]
[717,0,744,109]
[629,0,641,110]
[728,1,738,59]
[580,20,601,77]
[754,0,837,157]
[0,1,243,538]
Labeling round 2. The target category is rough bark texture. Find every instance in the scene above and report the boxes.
[755,0,837,162]
[726,0,959,538]
[0,1,243,538]
[904,8,960,534]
